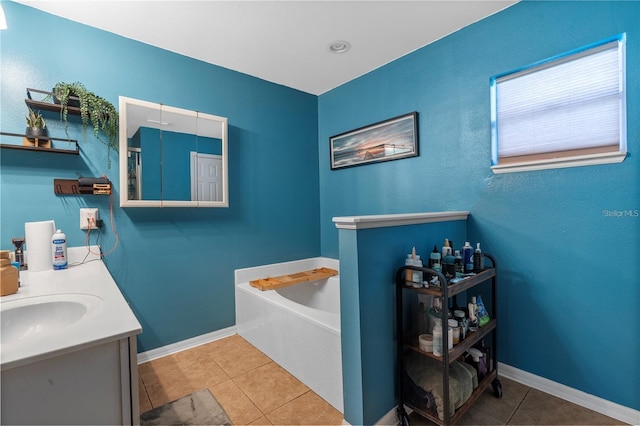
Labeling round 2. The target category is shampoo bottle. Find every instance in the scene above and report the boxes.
[462,241,473,273]
[52,229,68,270]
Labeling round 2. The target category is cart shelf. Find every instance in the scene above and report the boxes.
[406,319,496,363]
[395,253,501,425]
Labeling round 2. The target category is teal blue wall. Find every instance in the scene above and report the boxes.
[319,0,639,419]
[0,2,320,352]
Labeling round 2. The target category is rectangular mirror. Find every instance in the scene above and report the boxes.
[119,96,228,207]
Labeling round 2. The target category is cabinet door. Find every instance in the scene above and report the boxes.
[1,339,134,425]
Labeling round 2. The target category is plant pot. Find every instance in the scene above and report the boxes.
[52,88,81,108]
[25,127,48,139]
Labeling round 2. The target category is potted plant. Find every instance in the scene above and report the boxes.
[52,82,119,166]
[25,107,47,139]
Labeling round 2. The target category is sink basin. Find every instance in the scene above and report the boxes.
[1,294,103,346]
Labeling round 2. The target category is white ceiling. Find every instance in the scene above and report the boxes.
[15,1,518,95]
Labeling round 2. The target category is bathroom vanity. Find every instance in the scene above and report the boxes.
[0,246,142,425]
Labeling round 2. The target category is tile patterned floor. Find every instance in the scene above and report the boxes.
[139,334,626,425]
[138,334,343,425]
[408,374,626,425]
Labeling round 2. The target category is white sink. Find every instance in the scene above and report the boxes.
[1,294,103,346]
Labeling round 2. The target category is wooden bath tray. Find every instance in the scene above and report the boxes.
[250,267,338,291]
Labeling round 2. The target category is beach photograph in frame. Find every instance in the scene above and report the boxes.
[330,112,418,170]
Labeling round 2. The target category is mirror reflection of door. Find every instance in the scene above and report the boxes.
[127,148,142,200]
[190,152,223,202]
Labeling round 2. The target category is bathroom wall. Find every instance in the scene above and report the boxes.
[319,0,639,417]
[0,2,321,351]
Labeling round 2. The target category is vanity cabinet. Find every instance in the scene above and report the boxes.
[1,337,138,425]
[395,255,501,425]
[0,247,142,425]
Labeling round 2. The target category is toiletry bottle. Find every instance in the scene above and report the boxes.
[473,243,485,272]
[468,296,479,330]
[52,229,68,270]
[405,254,414,286]
[442,246,456,280]
[429,245,441,272]
[413,254,423,287]
[405,247,423,287]
[442,239,452,257]
[454,250,463,274]
[462,241,473,273]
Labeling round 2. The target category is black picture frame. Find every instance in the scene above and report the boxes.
[329,112,418,170]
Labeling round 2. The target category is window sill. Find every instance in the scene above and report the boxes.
[491,151,627,174]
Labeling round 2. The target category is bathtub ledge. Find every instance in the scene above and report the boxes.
[332,211,470,230]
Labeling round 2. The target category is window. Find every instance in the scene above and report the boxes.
[490,34,626,173]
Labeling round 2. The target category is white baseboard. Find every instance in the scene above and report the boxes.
[137,326,237,364]
[375,405,402,425]
[498,362,640,425]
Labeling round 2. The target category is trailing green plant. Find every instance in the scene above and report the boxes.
[52,82,119,167]
[26,107,46,129]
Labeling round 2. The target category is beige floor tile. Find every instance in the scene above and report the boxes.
[233,362,309,414]
[204,334,271,378]
[138,374,153,414]
[458,407,506,425]
[139,348,229,407]
[249,416,274,425]
[265,390,343,426]
[407,411,438,426]
[209,379,263,425]
[508,388,625,425]
[473,376,529,423]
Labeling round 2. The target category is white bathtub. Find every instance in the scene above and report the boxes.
[235,257,343,412]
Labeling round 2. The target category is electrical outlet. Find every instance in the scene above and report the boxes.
[80,208,99,230]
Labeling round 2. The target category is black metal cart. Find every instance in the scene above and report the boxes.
[395,254,502,425]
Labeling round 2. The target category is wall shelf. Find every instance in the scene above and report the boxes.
[54,178,112,195]
[25,88,82,116]
[0,132,79,155]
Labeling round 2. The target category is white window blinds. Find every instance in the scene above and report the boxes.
[490,34,626,172]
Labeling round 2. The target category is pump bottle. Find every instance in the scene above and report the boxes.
[473,243,485,272]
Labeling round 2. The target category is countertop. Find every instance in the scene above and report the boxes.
[0,246,142,371]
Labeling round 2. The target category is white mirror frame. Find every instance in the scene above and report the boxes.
[119,96,228,208]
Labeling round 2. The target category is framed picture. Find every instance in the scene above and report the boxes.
[330,112,418,170]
